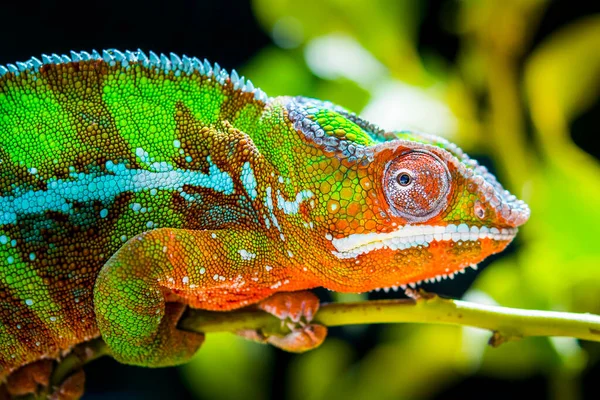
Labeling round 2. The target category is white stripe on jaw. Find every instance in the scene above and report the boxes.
[330,224,516,259]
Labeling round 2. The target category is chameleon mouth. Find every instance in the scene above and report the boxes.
[331,224,517,259]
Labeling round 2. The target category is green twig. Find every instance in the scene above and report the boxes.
[48,338,109,389]
[179,294,600,344]
[25,295,600,399]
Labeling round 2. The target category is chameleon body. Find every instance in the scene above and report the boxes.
[0,50,529,381]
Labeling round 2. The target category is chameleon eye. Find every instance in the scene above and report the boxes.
[384,150,450,222]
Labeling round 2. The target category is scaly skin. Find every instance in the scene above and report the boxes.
[0,50,529,379]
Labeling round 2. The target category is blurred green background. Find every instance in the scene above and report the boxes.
[1,0,599,399]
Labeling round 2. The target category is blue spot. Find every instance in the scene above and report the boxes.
[0,235,7,245]
[29,253,36,261]
[100,209,109,218]
[241,162,258,201]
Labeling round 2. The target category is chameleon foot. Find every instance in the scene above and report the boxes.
[5,359,53,397]
[251,291,327,353]
[49,369,85,400]
[5,359,85,400]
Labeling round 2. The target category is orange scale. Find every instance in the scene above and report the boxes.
[335,220,349,230]
[346,202,361,217]
[364,220,377,230]
[362,209,375,220]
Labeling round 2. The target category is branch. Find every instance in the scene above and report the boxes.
[179,293,600,345]
[35,294,600,399]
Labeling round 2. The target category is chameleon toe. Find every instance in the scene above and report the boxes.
[266,324,327,353]
[49,369,85,400]
[258,291,321,324]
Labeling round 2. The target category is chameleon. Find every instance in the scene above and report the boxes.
[0,49,529,396]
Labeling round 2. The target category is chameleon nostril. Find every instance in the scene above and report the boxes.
[474,201,486,219]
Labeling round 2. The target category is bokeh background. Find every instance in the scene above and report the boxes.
[1,0,599,399]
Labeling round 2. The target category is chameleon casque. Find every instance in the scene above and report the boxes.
[0,49,529,395]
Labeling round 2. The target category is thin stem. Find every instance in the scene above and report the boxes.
[48,338,109,388]
[179,295,600,344]
[35,295,600,398]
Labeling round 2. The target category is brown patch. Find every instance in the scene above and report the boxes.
[0,282,56,370]
[172,101,213,172]
[217,78,265,122]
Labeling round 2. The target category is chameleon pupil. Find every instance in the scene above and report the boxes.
[398,173,411,186]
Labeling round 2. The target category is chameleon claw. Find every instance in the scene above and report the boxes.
[404,287,436,300]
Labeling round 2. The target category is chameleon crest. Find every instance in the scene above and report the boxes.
[0,49,529,396]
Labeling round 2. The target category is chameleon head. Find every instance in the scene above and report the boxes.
[286,97,530,291]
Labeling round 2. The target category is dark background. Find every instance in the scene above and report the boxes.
[1,1,598,399]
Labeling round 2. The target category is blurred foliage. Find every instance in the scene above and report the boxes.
[182,1,600,399]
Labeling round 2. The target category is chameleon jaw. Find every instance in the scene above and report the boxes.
[330,224,517,259]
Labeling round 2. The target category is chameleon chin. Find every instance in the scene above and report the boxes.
[0,49,529,395]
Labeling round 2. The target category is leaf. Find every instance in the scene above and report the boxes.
[526,15,600,128]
